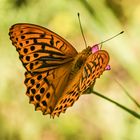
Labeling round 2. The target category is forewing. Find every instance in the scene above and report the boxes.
[9,23,78,73]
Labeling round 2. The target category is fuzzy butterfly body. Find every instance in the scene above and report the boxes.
[9,23,110,118]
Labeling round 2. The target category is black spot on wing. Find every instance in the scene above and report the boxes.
[30,46,35,51]
[86,63,92,73]
[50,35,54,46]
[83,67,88,78]
[46,92,50,98]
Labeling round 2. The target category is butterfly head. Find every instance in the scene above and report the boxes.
[91,44,111,71]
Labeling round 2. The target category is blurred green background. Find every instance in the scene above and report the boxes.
[0,0,140,140]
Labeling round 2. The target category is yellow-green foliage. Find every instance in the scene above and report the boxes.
[0,0,140,140]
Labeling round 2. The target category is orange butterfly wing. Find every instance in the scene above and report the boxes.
[24,62,73,115]
[9,23,78,115]
[51,50,109,117]
[9,23,78,73]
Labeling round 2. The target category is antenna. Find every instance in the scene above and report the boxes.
[97,31,124,46]
[78,13,88,48]
[77,13,124,48]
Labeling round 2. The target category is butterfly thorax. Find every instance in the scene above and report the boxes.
[69,46,91,80]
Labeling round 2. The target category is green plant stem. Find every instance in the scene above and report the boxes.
[115,79,140,109]
[92,90,140,120]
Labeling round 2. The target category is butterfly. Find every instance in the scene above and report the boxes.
[9,23,110,118]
